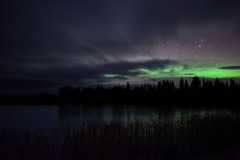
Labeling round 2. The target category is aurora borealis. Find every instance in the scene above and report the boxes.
[0,0,240,94]
[132,59,240,79]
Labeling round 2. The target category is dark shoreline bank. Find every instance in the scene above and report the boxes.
[1,77,239,107]
[0,93,239,107]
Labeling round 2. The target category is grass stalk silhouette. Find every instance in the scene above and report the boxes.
[0,113,240,160]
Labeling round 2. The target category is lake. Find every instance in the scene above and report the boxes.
[0,105,238,134]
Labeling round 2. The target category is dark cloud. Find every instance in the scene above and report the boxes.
[0,0,240,94]
[0,59,178,94]
[1,0,240,56]
[219,66,240,70]
[100,59,178,75]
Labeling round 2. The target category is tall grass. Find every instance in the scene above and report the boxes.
[1,113,240,160]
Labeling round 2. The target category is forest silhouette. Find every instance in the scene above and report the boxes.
[58,76,240,106]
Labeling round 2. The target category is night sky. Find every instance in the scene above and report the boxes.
[1,0,240,95]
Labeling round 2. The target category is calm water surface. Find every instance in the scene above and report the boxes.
[0,105,237,134]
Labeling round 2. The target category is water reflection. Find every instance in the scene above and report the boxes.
[0,105,58,134]
[57,105,234,123]
[0,105,237,134]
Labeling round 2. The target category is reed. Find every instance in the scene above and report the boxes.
[1,113,240,160]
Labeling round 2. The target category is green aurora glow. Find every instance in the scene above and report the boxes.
[135,66,240,78]
[103,59,240,79]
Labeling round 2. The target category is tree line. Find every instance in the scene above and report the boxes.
[59,76,240,106]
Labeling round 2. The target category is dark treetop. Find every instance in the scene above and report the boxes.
[58,77,240,106]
